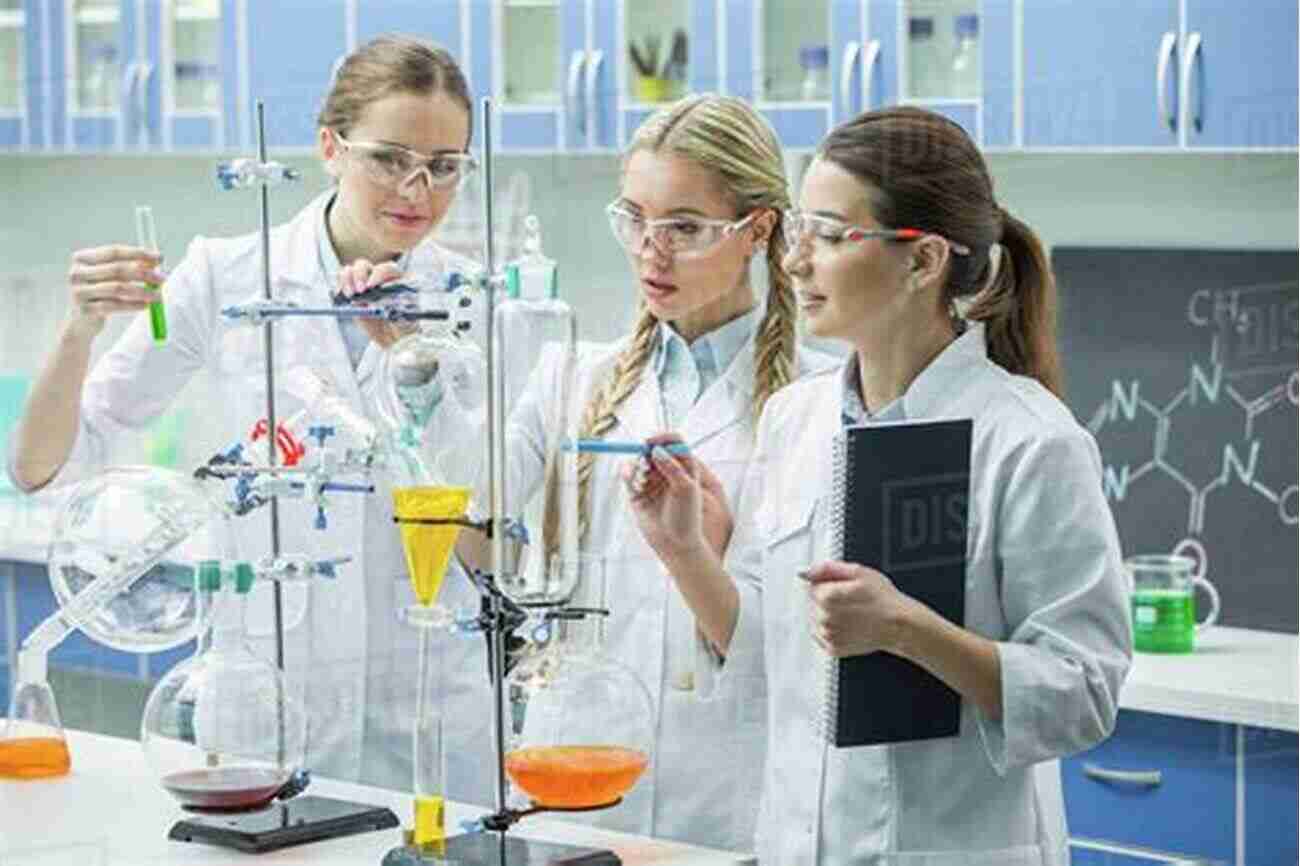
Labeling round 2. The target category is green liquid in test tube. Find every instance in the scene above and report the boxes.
[135,205,168,343]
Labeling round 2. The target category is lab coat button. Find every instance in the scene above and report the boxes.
[670,671,695,691]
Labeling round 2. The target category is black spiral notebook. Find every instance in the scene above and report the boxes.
[818,418,972,748]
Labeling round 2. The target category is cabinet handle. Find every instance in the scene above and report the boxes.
[566,51,587,137]
[861,40,881,111]
[839,41,860,115]
[1083,762,1163,787]
[136,62,153,139]
[1155,31,1177,132]
[1181,31,1204,134]
[584,49,604,147]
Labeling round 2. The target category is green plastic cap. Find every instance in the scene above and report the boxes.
[233,561,256,594]
[504,264,521,299]
[197,560,222,591]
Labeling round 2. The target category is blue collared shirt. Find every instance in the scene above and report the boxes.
[653,306,761,428]
[840,355,904,427]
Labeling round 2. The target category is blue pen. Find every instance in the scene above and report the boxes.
[565,439,690,456]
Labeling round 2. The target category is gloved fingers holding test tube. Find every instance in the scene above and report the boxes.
[610,433,736,560]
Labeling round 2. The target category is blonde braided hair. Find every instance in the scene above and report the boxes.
[543,94,797,558]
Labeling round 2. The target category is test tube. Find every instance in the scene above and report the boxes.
[134,205,168,343]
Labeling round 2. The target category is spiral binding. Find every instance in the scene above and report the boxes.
[815,429,852,744]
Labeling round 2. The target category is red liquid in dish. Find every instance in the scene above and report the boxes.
[162,766,292,811]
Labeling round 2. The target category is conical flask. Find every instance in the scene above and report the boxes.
[141,562,308,812]
[0,676,69,779]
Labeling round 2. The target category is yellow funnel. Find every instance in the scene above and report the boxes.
[392,486,471,606]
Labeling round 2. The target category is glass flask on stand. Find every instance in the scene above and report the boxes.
[1,466,231,779]
[504,555,654,809]
[491,214,582,608]
[141,561,309,812]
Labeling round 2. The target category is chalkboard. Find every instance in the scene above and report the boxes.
[1055,248,1298,633]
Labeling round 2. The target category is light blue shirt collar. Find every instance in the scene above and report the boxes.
[653,306,761,391]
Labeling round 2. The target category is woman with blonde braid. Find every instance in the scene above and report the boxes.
[339,94,835,851]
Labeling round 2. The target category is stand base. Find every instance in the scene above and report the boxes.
[169,795,400,853]
[382,832,620,865]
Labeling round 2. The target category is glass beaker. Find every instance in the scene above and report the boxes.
[1127,554,1221,653]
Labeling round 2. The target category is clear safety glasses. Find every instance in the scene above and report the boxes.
[783,208,971,255]
[334,132,478,192]
[605,202,759,260]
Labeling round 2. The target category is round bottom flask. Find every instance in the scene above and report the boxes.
[504,557,653,809]
[141,562,307,812]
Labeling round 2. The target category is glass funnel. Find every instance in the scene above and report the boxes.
[504,555,653,809]
[141,562,308,812]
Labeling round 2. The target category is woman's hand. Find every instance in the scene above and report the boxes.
[336,258,418,348]
[65,245,165,340]
[802,561,921,658]
[621,433,733,560]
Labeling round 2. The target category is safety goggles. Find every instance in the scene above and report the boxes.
[783,208,971,255]
[606,202,759,260]
[334,132,478,192]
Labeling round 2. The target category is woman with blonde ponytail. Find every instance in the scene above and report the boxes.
[423,93,834,852]
[627,106,1131,864]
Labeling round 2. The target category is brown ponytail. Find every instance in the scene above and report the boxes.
[818,106,1063,396]
[965,206,1063,397]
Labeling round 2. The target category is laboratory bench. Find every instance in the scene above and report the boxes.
[0,729,756,865]
[2,494,1297,864]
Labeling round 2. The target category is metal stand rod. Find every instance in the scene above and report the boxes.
[255,102,286,773]
[478,96,509,820]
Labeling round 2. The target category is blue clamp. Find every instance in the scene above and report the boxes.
[315,505,327,530]
[274,768,312,802]
[313,556,351,579]
[308,425,335,447]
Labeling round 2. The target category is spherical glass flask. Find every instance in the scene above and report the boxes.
[47,466,233,653]
[505,610,653,809]
[141,564,308,812]
[375,324,486,486]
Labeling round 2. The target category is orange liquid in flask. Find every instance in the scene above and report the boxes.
[505,745,649,808]
[392,486,471,606]
[0,737,72,779]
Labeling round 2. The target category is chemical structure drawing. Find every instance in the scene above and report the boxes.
[1085,281,1298,581]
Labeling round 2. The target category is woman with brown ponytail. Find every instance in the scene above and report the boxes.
[626,106,1132,864]
[356,94,834,850]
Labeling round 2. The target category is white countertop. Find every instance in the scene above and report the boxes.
[1120,625,1298,731]
[0,730,755,866]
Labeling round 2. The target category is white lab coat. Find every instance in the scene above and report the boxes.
[718,323,1132,865]
[431,328,836,851]
[24,192,497,802]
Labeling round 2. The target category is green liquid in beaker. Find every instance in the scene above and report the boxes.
[1132,589,1196,653]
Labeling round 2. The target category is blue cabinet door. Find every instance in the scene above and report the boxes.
[980,0,1014,147]
[862,0,896,112]
[145,0,240,151]
[1183,0,1298,148]
[1243,725,1299,866]
[1023,0,1178,148]
[1061,710,1235,862]
[584,0,615,151]
[246,0,346,149]
[58,0,139,152]
[725,0,829,149]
